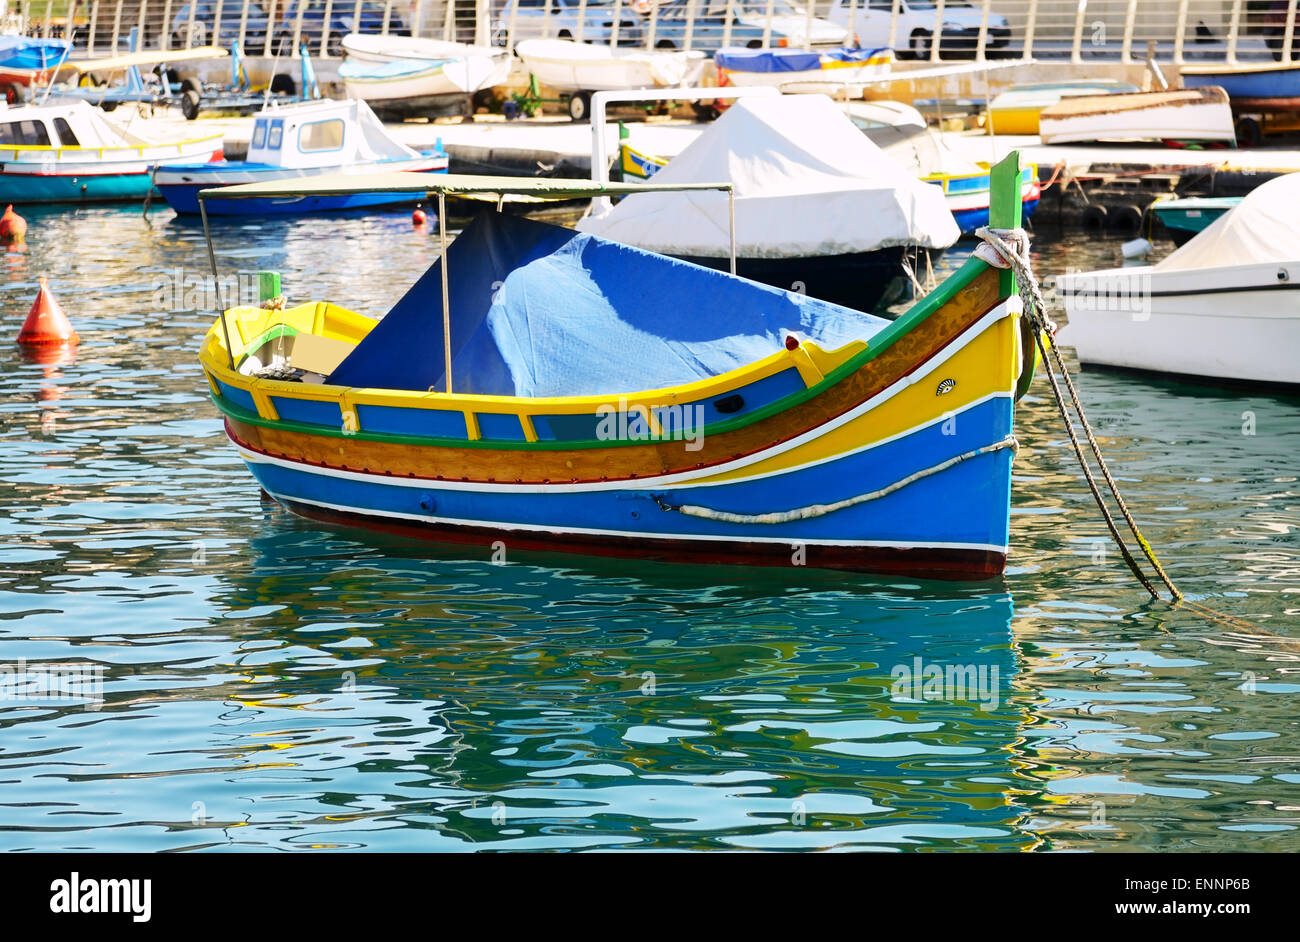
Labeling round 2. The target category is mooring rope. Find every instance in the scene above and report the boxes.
[975,226,1267,634]
[654,437,1018,525]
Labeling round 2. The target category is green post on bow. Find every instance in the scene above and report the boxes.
[257,271,281,304]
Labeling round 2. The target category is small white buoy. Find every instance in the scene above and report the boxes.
[1122,237,1152,259]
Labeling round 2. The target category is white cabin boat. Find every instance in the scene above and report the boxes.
[1056,172,1300,387]
[153,97,447,215]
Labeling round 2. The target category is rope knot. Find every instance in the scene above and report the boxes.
[973,226,1056,334]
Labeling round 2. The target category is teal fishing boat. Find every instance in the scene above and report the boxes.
[1149,195,1242,245]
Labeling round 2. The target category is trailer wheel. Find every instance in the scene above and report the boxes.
[181,89,202,121]
[100,100,118,112]
[181,77,202,96]
[568,91,591,122]
[1236,116,1262,148]
[270,74,296,96]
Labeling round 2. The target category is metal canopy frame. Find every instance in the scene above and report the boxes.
[198,174,737,395]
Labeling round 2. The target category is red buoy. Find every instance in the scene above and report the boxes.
[0,204,27,244]
[17,277,77,347]
[412,207,428,226]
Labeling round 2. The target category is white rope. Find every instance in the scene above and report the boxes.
[655,436,1019,525]
[974,226,1056,334]
[899,251,925,298]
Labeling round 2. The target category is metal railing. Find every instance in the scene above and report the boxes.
[8,0,1295,63]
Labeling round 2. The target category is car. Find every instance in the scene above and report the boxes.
[493,0,645,48]
[643,0,847,51]
[827,0,1010,59]
[1264,1,1297,61]
[276,1,409,57]
[170,1,271,51]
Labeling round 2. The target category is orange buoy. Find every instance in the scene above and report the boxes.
[412,207,428,226]
[17,277,77,347]
[0,204,27,244]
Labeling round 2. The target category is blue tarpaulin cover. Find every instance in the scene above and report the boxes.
[825,46,891,62]
[326,212,888,398]
[714,47,822,73]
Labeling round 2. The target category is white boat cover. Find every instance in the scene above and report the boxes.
[1155,171,1300,271]
[578,95,959,259]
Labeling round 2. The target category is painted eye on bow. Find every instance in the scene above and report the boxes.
[936,378,956,396]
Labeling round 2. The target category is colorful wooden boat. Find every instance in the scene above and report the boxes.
[195,154,1036,578]
[0,100,223,204]
[987,79,1140,135]
[1148,195,1242,245]
[923,164,1039,235]
[154,98,447,215]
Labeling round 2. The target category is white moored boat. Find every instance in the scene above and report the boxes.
[0,99,223,203]
[1056,172,1300,387]
[1038,86,1236,145]
[514,39,706,118]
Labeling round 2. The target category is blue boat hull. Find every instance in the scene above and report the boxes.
[160,184,427,216]
[157,156,449,215]
[1183,66,1300,99]
[231,393,1016,570]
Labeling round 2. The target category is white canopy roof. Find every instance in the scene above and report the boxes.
[578,95,959,259]
[1156,171,1300,270]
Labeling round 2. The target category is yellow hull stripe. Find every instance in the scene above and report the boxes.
[690,307,1020,486]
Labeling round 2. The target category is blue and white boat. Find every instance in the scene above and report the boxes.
[1181,61,1300,100]
[154,97,448,215]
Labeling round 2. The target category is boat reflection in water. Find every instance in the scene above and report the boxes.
[206,510,1032,851]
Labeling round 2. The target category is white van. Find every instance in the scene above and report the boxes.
[826,0,1010,59]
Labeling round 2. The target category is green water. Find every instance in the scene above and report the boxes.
[0,206,1296,851]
